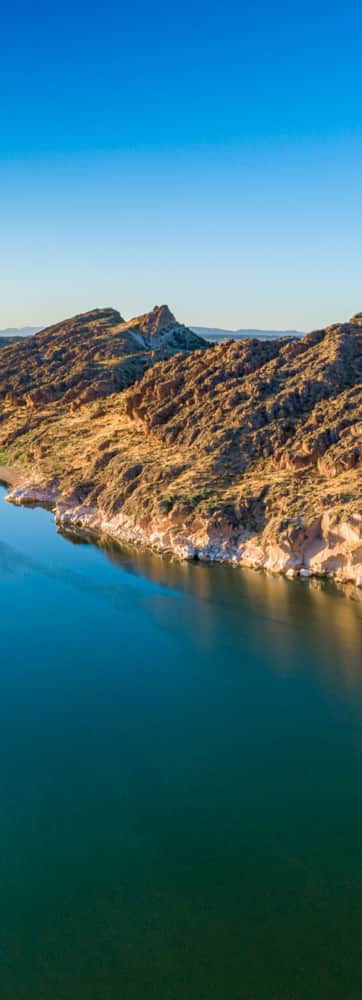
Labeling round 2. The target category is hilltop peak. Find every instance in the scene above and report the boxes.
[151,303,176,320]
[122,305,206,353]
[145,304,177,334]
[63,306,124,328]
[35,307,124,341]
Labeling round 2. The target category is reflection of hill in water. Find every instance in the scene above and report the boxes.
[60,524,362,700]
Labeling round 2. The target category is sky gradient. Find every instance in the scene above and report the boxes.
[1,0,361,330]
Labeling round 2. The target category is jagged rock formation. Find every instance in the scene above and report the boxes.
[0,307,361,587]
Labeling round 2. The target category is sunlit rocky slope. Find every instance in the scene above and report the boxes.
[0,305,361,586]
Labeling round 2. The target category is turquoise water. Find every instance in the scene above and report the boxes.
[0,485,361,999]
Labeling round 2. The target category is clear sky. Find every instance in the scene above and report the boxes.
[1,0,361,331]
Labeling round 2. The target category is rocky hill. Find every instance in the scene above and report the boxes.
[0,305,206,407]
[0,307,361,587]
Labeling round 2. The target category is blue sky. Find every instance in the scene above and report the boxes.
[1,0,361,330]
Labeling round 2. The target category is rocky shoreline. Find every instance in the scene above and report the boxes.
[3,475,361,591]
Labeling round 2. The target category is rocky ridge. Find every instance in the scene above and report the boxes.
[0,306,361,588]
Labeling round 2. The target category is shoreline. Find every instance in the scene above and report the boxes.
[2,472,361,594]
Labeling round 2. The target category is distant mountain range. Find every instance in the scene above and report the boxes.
[191,326,305,342]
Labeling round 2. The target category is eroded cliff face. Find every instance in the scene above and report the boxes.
[1,307,361,588]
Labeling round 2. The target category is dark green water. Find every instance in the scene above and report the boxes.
[0,485,361,1000]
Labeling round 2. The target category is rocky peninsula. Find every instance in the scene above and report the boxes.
[0,304,361,587]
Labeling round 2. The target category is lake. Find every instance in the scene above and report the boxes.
[0,484,361,999]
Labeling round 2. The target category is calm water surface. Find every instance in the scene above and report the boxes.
[0,485,361,999]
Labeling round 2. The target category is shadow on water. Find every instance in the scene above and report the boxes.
[1,487,361,700]
[58,522,362,699]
